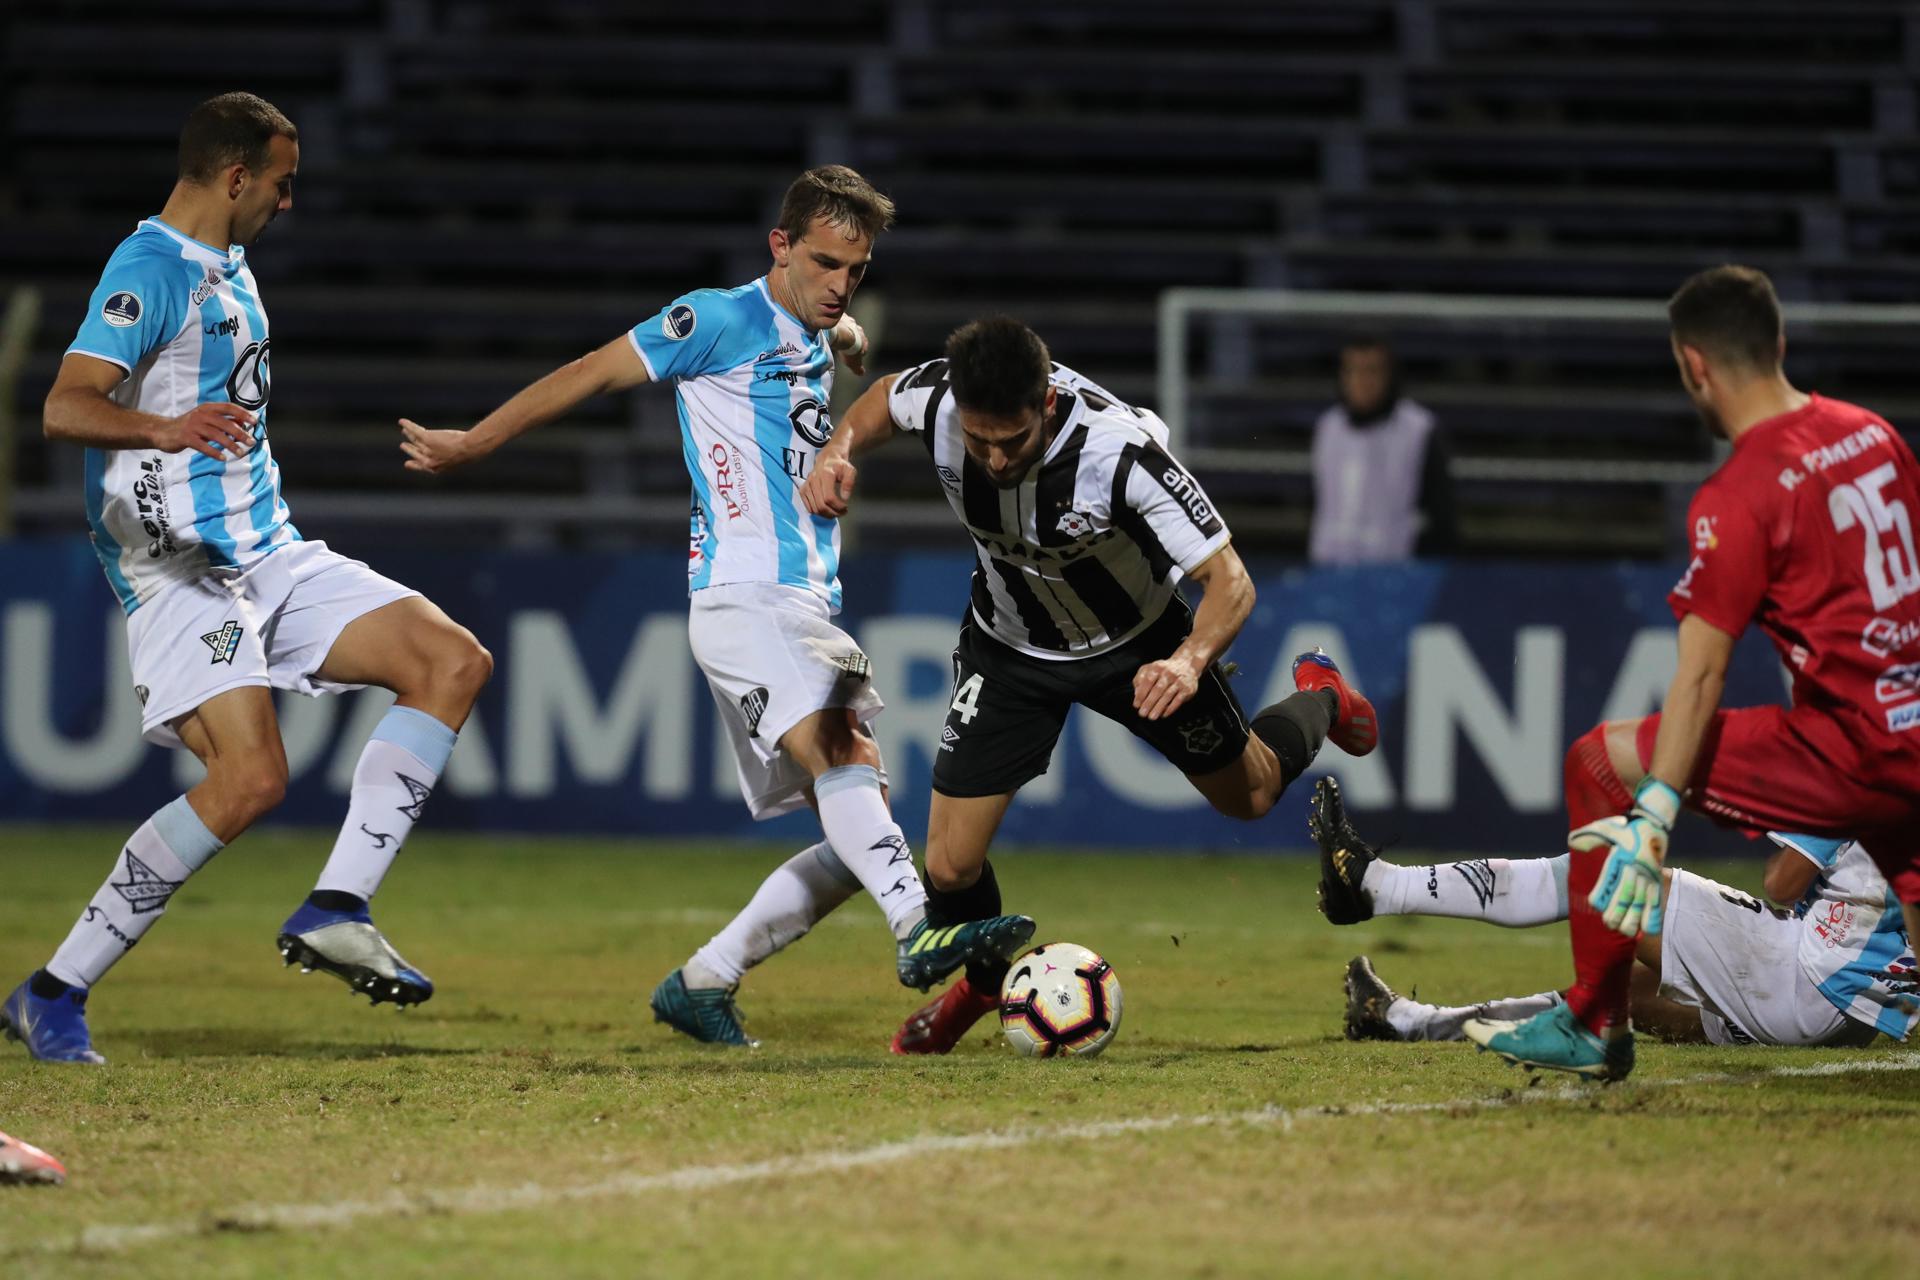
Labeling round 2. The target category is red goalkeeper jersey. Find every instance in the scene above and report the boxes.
[1669,393,1920,785]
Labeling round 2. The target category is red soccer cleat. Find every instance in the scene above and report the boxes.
[1292,648,1378,757]
[0,1130,66,1186]
[890,977,999,1055]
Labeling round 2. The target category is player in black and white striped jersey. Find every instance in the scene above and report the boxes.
[802,317,1381,1053]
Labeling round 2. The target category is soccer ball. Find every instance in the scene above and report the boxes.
[998,943,1122,1058]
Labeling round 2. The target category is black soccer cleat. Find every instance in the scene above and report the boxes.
[1342,956,1402,1042]
[1308,776,1376,925]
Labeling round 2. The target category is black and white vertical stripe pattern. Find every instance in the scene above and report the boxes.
[888,361,1231,659]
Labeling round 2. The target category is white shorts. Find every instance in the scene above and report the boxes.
[1660,869,1869,1047]
[688,581,886,821]
[125,540,419,748]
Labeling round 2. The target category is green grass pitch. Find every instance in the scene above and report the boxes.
[0,826,1912,1278]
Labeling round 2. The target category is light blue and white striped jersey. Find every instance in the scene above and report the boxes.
[628,278,842,609]
[1772,834,1916,1040]
[66,218,296,614]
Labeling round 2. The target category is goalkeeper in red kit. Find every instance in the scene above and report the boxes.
[1464,265,1920,1080]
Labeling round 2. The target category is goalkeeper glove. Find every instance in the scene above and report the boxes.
[1571,777,1681,938]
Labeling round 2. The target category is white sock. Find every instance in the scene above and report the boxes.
[687,842,862,988]
[1362,853,1569,927]
[1388,991,1564,1042]
[47,796,224,988]
[813,764,928,938]
[314,706,457,902]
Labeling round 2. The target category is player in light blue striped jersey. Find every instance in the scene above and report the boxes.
[1,95,493,1066]
[401,167,1033,1044]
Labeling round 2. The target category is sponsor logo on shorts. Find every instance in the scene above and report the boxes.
[111,849,181,914]
[1863,615,1920,659]
[741,686,769,738]
[1175,715,1222,756]
[939,724,960,752]
[101,291,142,327]
[200,621,243,665]
[1886,701,1920,734]
[663,304,697,340]
[833,651,871,681]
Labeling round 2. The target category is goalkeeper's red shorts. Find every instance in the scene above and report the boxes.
[1634,704,1920,904]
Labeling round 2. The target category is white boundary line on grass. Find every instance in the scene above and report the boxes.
[61,1051,1920,1254]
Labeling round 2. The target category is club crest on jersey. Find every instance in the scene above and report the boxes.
[789,398,833,448]
[200,621,243,665]
[1056,510,1094,538]
[112,849,181,915]
[741,686,770,738]
[102,291,142,327]
[663,304,697,340]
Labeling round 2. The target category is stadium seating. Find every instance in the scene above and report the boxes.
[7,0,1920,556]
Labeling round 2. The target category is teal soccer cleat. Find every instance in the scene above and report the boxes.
[1463,1003,1634,1082]
[650,968,758,1048]
[895,913,1036,993]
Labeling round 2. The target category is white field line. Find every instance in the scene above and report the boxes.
[52,1051,1920,1254]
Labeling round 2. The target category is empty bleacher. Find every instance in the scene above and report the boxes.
[6,0,1920,558]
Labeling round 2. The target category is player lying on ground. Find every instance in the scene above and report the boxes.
[1310,779,1914,1049]
[395,166,1032,1046]
[2,94,492,1066]
[1453,265,1920,1082]
[799,317,1380,1053]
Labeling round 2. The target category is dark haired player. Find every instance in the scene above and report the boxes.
[801,316,1380,1053]
[1463,265,1920,1079]
[2,93,494,1063]
[399,167,1033,1046]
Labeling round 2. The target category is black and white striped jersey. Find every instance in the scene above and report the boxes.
[886,359,1232,660]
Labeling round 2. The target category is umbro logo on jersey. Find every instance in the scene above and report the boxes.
[112,849,182,915]
[741,687,770,737]
[102,291,142,327]
[936,465,961,490]
[200,621,243,665]
[664,304,697,340]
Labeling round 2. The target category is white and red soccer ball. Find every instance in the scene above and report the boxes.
[999,943,1122,1058]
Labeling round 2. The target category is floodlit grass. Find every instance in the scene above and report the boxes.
[0,826,1912,1279]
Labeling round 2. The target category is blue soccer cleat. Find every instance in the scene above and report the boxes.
[277,901,434,1008]
[650,968,758,1048]
[0,978,107,1065]
[895,913,1037,993]
[1463,1003,1634,1082]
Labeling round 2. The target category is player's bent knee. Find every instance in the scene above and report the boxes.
[208,759,288,820]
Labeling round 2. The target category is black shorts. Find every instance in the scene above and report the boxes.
[931,600,1252,798]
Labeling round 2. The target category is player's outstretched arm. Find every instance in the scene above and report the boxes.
[399,335,651,474]
[1133,542,1254,721]
[801,373,901,517]
[44,353,256,461]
